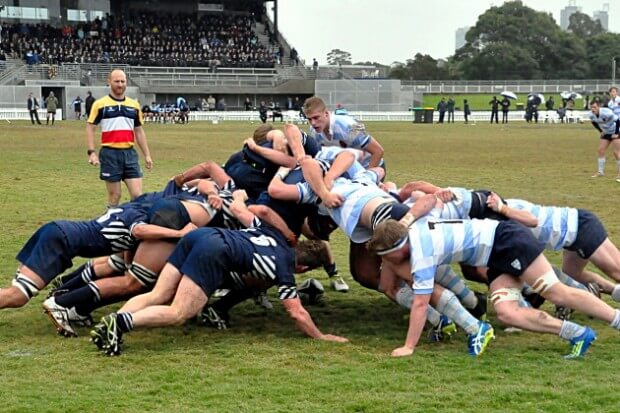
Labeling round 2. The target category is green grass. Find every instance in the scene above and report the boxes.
[422,94,586,111]
[0,120,619,412]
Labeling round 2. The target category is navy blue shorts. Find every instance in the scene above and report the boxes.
[147,198,191,230]
[566,209,607,259]
[99,147,143,182]
[225,161,270,200]
[16,221,111,284]
[469,190,508,221]
[167,228,232,296]
[486,220,546,283]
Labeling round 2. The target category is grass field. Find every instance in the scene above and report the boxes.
[421,94,586,111]
[1,119,619,413]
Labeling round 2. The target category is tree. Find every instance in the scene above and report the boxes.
[586,33,620,78]
[387,54,449,80]
[453,1,568,79]
[568,11,605,38]
[326,49,352,65]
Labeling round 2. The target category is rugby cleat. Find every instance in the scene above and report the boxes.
[330,275,350,293]
[555,305,574,321]
[429,315,457,342]
[42,297,79,337]
[467,321,495,356]
[253,291,273,310]
[90,313,123,356]
[201,306,230,330]
[565,327,597,359]
[591,172,604,178]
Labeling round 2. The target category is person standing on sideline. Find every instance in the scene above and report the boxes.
[72,95,83,120]
[463,99,471,124]
[501,96,510,124]
[446,97,455,123]
[489,96,499,124]
[27,92,42,125]
[85,91,95,119]
[588,99,620,181]
[436,98,447,124]
[86,69,153,207]
[45,91,58,126]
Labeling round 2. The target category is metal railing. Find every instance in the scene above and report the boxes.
[401,79,614,94]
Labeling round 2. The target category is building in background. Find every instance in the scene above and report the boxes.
[560,0,581,30]
[455,26,470,52]
[593,3,610,31]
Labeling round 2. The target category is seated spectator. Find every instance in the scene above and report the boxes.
[271,102,283,122]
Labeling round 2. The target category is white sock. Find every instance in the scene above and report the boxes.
[598,157,606,174]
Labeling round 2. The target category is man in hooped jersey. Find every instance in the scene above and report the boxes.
[87,69,154,207]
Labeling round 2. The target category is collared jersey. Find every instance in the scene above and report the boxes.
[506,199,578,250]
[88,94,144,148]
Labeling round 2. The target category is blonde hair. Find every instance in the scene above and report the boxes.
[252,124,275,144]
[303,96,327,115]
[367,219,408,253]
[296,240,330,269]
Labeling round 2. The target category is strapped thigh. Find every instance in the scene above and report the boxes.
[490,287,522,305]
[530,270,559,295]
[12,271,41,300]
[128,262,158,288]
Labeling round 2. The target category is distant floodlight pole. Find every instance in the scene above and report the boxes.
[613,57,617,86]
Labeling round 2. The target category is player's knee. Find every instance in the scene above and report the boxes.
[4,272,42,307]
[169,306,191,326]
[128,263,158,290]
[490,288,521,325]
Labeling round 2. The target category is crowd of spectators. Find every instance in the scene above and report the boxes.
[0,11,280,68]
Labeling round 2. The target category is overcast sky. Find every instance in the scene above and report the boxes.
[268,0,618,65]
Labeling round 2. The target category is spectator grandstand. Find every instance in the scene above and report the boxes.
[0,11,278,68]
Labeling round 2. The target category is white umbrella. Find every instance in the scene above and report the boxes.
[501,91,517,100]
[561,91,583,100]
[528,93,545,103]
[570,92,583,100]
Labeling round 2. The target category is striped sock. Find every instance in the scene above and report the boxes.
[435,265,477,309]
[435,289,479,335]
[117,312,134,333]
[559,320,586,341]
[610,309,620,330]
[554,267,587,291]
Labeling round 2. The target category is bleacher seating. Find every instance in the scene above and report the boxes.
[0,11,278,69]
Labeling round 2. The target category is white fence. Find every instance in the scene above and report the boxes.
[0,108,588,123]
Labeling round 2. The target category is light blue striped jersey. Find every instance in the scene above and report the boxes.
[300,170,387,242]
[309,114,375,167]
[402,187,473,220]
[608,96,620,117]
[314,147,366,178]
[408,218,498,294]
[588,107,618,135]
[506,199,578,250]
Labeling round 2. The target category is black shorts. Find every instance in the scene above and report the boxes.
[565,209,607,259]
[600,134,617,141]
[147,198,191,230]
[469,190,507,221]
[486,220,545,284]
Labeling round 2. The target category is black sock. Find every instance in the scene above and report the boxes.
[57,262,94,289]
[212,289,254,313]
[56,282,100,313]
[116,312,134,333]
[323,262,338,277]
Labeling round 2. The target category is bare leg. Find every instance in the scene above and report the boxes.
[105,181,122,207]
[119,262,183,314]
[131,275,207,328]
[0,265,45,309]
[124,177,143,201]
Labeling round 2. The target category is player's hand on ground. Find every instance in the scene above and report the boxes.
[391,346,414,357]
[321,192,344,208]
[88,153,100,166]
[145,156,153,170]
[319,334,349,343]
